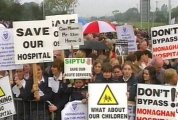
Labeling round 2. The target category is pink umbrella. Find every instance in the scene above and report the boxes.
[83,21,116,34]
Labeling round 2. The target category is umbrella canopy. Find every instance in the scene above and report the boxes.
[79,40,109,50]
[83,21,116,34]
[0,24,5,28]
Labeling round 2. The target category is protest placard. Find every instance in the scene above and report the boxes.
[13,20,53,64]
[62,101,87,120]
[64,58,92,79]
[46,14,78,27]
[0,76,16,119]
[53,44,79,50]
[116,25,137,53]
[128,101,136,120]
[151,24,178,60]
[88,83,128,120]
[56,23,83,46]
[46,14,80,50]
[0,28,22,70]
[136,84,176,120]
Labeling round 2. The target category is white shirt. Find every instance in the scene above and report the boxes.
[21,79,26,88]
[38,77,45,84]
[123,76,131,82]
[12,79,26,97]
[48,72,63,93]
[38,77,45,96]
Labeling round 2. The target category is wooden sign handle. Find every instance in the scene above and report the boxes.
[32,63,40,101]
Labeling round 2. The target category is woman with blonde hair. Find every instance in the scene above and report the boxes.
[164,68,177,86]
[74,50,86,58]
[110,58,120,67]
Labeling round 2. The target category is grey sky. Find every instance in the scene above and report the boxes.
[75,0,178,17]
[22,0,178,17]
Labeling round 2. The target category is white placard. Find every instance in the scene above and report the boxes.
[64,58,92,79]
[116,25,137,52]
[13,20,53,64]
[0,28,22,70]
[62,101,87,120]
[128,101,136,120]
[53,23,83,46]
[136,84,176,119]
[88,83,128,120]
[46,14,79,50]
[151,24,178,60]
[53,44,79,50]
[0,76,16,118]
[46,14,78,27]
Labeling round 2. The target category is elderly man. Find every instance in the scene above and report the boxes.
[149,56,165,84]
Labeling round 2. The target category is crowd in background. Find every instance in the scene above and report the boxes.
[0,24,178,120]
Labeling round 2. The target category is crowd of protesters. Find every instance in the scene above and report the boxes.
[0,25,178,120]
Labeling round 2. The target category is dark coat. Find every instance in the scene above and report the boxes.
[94,72,103,83]
[30,76,52,120]
[12,79,33,120]
[100,77,115,83]
[50,81,70,120]
[67,86,87,101]
[95,74,115,83]
[118,75,138,101]
[118,75,137,91]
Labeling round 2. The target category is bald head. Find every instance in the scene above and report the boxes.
[150,56,164,72]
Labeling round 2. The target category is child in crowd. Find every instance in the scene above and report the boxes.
[67,79,87,103]
[112,65,122,82]
[101,62,113,83]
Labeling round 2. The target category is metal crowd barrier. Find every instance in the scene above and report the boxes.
[0,99,137,120]
[0,98,54,120]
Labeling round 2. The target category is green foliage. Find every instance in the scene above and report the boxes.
[153,5,168,24]
[172,6,178,20]
[113,7,140,22]
[0,0,78,21]
[132,22,166,30]
[154,11,168,23]
[0,0,10,20]
[0,1,43,21]
[44,0,78,15]
[21,2,43,20]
